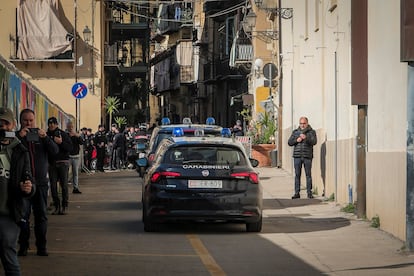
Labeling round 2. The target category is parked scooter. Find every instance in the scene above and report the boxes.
[126,134,148,176]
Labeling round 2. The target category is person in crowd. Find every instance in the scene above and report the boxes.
[107,124,117,170]
[85,128,95,170]
[112,127,126,170]
[66,121,84,194]
[47,117,73,214]
[0,107,35,275]
[80,127,88,170]
[288,116,317,199]
[94,125,107,172]
[233,120,244,136]
[147,123,156,135]
[16,109,59,257]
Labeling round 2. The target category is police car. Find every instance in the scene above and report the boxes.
[139,128,262,232]
[146,117,223,163]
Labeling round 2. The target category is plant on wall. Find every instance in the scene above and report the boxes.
[248,112,277,144]
[105,96,120,127]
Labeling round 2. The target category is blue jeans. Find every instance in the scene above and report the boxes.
[0,215,21,276]
[294,157,313,195]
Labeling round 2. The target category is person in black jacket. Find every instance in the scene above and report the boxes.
[0,107,35,275]
[288,117,317,199]
[47,117,73,215]
[17,109,59,257]
[94,125,107,172]
[66,121,84,194]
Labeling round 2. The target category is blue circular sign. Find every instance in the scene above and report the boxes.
[71,82,88,99]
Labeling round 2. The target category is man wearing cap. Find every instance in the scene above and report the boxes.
[16,109,59,257]
[47,117,73,215]
[0,107,35,275]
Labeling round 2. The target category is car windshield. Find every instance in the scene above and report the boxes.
[164,145,247,166]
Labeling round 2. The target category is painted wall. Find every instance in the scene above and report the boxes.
[281,0,407,241]
[0,56,71,128]
[281,0,356,204]
[0,0,102,131]
[366,1,407,240]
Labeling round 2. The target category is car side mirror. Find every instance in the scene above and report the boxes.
[250,158,259,168]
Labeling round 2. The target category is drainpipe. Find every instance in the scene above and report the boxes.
[407,63,414,250]
[277,0,283,167]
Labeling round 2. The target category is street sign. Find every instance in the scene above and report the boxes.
[263,63,278,80]
[71,82,88,99]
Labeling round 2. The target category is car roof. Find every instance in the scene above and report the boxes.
[168,136,244,148]
[155,124,223,132]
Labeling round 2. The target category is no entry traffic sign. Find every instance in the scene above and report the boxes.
[72,82,88,99]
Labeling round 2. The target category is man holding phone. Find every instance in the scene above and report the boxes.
[46,117,72,215]
[17,109,59,256]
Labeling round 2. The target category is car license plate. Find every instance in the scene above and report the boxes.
[188,180,222,188]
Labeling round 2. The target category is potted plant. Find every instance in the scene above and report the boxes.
[239,108,277,167]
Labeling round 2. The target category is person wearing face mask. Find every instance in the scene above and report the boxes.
[0,107,35,275]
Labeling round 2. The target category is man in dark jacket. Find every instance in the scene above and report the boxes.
[66,121,84,194]
[47,117,73,215]
[17,109,59,257]
[0,107,35,275]
[94,125,107,172]
[288,117,317,199]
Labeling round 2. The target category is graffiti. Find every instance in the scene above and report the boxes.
[0,56,70,129]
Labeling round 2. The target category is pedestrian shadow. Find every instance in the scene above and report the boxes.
[263,198,326,210]
[261,215,350,233]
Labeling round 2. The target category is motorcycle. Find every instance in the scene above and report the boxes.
[126,134,148,176]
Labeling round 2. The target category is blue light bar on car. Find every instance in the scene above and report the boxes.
[205,117,216,125]
[161,117,171,125]
[194,129,205,137]
[182,117,192,124]
[172,127,184,137]
[221,128,232,137]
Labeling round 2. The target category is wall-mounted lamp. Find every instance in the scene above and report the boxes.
[254,58,263,78]
[242,9,257,34]
[242,9,278,42]
[254,0,293,19]
[83,25,91,44]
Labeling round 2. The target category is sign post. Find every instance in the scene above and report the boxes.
[72,82,88,130]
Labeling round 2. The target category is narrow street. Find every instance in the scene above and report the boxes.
[18,169,414,276]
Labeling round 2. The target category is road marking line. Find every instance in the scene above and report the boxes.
[187,234,226,276]
[36,250,198,257]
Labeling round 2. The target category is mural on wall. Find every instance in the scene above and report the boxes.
[0,57,71,129]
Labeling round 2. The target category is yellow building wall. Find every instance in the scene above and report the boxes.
[0,0,102,130]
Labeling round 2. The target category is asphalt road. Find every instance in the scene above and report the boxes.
[15,169,337,276]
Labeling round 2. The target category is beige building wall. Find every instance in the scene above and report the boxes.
[0,0,102,130]
[366,1,407,240]
[281,0,407,241]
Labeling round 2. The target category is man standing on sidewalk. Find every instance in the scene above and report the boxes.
[66,121,84,194]
[288,116,317,199]
[17,109,59,257]
[47,117,73,215]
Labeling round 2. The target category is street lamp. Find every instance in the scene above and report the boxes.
[242,9,278,43]
[83,25,91,44]
[254,0,293,19]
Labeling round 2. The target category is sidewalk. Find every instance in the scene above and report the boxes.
[256,167,414,276]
